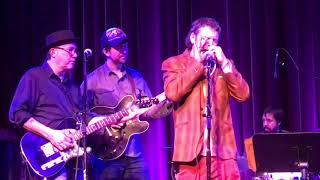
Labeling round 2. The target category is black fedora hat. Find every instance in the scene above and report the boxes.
[45,30,78,50]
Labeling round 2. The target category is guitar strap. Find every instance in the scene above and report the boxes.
[127,72,137,100]
[51,76,79,129]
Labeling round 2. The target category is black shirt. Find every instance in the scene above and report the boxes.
[9,62,81,129]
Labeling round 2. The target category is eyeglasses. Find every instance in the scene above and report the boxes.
[54,47,79,56]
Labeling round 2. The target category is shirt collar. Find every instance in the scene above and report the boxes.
[42,62,55,77]
[103,62,127,77]
[42,62,70,82]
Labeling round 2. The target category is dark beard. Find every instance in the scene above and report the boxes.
[263,127,280,133]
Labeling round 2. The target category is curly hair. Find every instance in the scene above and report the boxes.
[185,17,221,49]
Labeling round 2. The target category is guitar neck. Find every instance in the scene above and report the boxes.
[72,92,166,141]
[73,109,129,141]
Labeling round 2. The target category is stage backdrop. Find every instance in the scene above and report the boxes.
[2,0,320,179]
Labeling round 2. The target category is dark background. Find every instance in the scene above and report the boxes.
[1,0,320,179]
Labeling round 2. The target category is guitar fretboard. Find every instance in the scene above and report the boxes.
[73,109,129,140]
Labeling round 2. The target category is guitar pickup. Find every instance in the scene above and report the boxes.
[40,143,56,157]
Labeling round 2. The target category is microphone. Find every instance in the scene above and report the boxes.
[83,48,92,57]
[273,48,279,79]
[204,54,216,68]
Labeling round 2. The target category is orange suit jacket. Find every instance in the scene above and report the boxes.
[162,49,250,162]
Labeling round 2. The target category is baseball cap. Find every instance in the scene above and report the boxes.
[100,27,128,49]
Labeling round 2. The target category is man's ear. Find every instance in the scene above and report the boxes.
[102,48,110,56]
[49,48,56,58]
[190,32,196,44]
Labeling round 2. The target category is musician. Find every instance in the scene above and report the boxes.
[83,27,172,180]
[9,30,83,179]
[162,17,250,180]
[262,106,288,133]
[244,106,288,178]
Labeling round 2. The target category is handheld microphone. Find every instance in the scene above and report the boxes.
[83,48,92,57]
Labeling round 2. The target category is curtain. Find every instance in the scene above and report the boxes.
[2,0,320,179]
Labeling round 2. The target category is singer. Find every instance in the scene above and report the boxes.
[9,30,84,179]
[162,17,250,180]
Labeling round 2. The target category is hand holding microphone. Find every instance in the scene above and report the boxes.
[201,46,228,64]
[200,47,217,76]
[202,53,216,69]
[201,45,232,73]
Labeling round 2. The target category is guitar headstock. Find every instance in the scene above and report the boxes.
[135,96,160,108]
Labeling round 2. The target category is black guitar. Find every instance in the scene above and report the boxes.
[20,94,153,177]
[88,92,166,161]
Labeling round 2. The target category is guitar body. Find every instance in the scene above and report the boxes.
[89,97,149,160]
[20,116,87,178]
[20,132,82,177]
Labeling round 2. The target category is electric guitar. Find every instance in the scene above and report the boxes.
[20,94,157,177]
[88,92,166,161]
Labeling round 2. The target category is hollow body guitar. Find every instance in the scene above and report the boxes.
[88,92,166,161]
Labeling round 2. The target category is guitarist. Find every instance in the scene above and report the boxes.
[9,30,84,179]
[83,27,172,180]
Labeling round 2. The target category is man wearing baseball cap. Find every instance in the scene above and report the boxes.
[83,27,172,179]
[9,30,83,179]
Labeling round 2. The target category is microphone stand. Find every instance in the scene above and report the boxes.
[77,50,91,180]
[203,58,216,180]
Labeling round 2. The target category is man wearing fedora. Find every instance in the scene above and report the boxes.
[9,30,83,179]
[83,27,172,180]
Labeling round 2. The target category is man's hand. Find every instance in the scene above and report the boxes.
[22,118,78,151]
[111,123,125,129]
[200,45,228,65]
[48,129,76,151]
[121,105,146,122]
[200,45,232,73]
[115,104,150,127]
